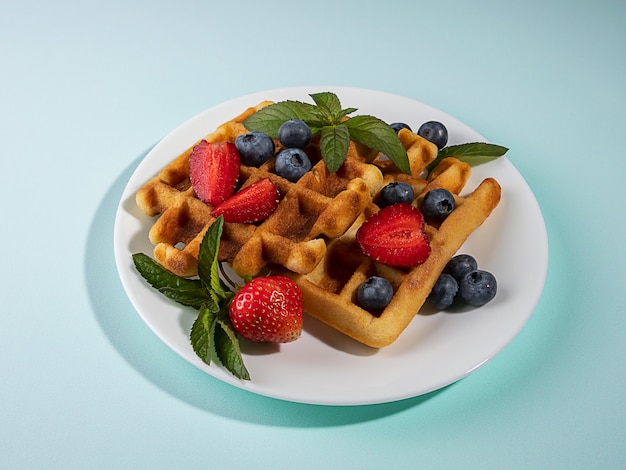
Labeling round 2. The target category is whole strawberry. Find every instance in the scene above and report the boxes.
[229,276,303,343]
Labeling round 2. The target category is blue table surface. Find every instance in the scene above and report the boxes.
[2,1,625,468]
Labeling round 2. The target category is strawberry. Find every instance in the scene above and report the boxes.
[356,203,431,268]
[211,178,280,224]
[189,140,240,206]
[229,276,303,343]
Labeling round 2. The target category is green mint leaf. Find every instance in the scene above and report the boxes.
[197,216,229,300]
[337,107,358,121]
[426,142,509,174]
[132,253,210,308]
[190,305,250,380]
[309,92,343,124]
[319,124,351,173]
[190,304,217,366]
[438,142,509,160]
[344,115,411,174]
[243,100,320,138]
[214,317,250,380]
[245,93,411,174]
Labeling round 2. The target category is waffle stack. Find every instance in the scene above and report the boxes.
[136,103,501,348]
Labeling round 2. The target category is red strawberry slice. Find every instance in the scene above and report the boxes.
[211,178,280,223]
[356,203,431,268]
[189,140,240,206]
[229,275,303,343]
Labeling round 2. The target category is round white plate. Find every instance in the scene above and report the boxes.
[114,86,548,406]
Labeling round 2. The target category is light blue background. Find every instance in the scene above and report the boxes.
[2,1,624,468]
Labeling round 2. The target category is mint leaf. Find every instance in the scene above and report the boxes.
[309,92,357,125]
[190,304,250,380]
[426,142,509,174]
[134,222,248,380]
[214,317,250,380]
[190,304,217,365]
[345,115,411,174]
[197,216,231,303]
[244,92,411,174]
[243,100,320,137]
[319,124,351,173]
[132,253,210,308]
[310,92,342,121]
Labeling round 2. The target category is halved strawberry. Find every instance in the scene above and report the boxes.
[229,276,303,343]
[189,140,240,206]
[356,203,430,268]
[211,178,280,223]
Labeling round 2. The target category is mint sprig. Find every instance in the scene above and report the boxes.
[132,216,250,380]
[243,92,411,174]
[425,142,509,175]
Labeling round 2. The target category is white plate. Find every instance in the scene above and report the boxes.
[113,86,548,406]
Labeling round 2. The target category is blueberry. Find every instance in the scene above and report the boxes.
[458,270,497,306]
[389,122,412,134]
[380,182,414,207]
[417,121,448,150]
[428,273,458,310]
[357,276,393,314]
[277,119,312,149]
[421,188,455,222]
[444,254,478,282]
[275,148,312,182]
[235,131,275,166]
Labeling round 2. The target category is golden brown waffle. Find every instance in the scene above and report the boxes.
[136,102,393,278]
[137,102,501,348]
[278,149,502,348]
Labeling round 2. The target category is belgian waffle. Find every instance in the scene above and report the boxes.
[136,103,396,278]
[136,102,501,348]
[279,152,501,348]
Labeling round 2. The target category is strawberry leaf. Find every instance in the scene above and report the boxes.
[319,124,351,173]
[345,115,411,174]
[132,253,210,309]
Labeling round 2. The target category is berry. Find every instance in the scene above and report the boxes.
[417,121,448,149]
[444,254,478,282]
[428,273,458,310]
[277,119,312,149]
[389,122,412,133]
[421,188,455,222]
[189,140,240,206]
[229,276,303,343]
[235,131,275,167]
[357,276,393,314]
[275,148,312,182]
[211,178,280,224]
[380,182,414,207]
[458,270,497,307]
[356,203,430,268]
